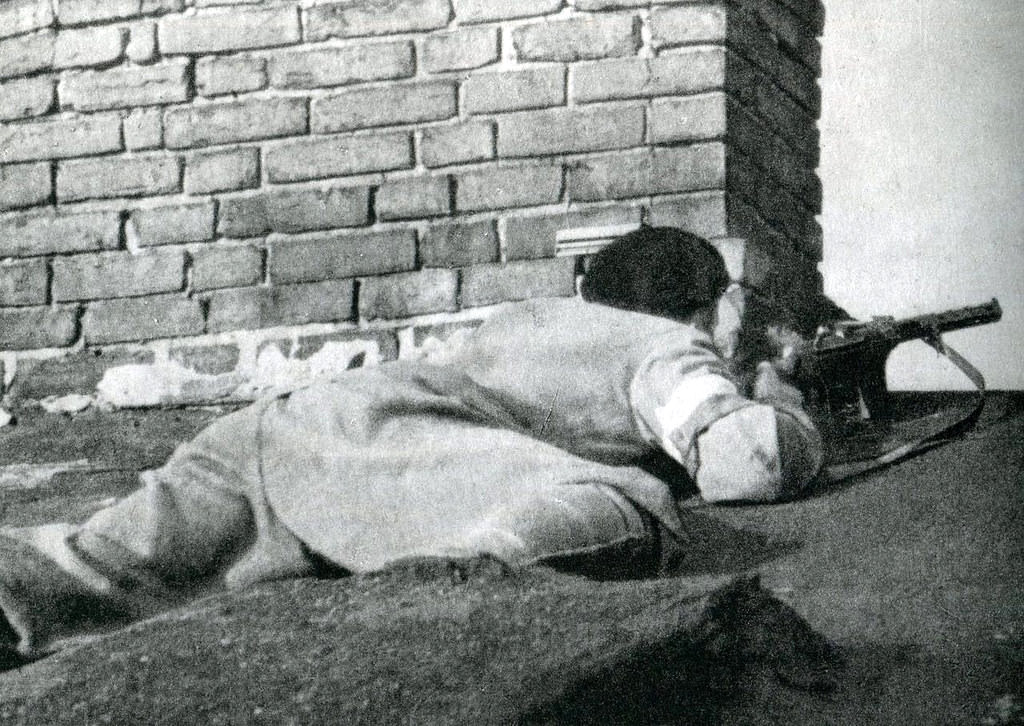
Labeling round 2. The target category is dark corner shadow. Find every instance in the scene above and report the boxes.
[517,607,1022,725]
[797,390,1022,503]
[525,635,1024,726]
[662,510,805,579]
[798,424,979,503]
[517,576,843,726]
[537,510,805,585]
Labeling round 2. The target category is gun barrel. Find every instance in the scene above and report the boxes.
[896,298,1002,338]
[811,298,1002,357]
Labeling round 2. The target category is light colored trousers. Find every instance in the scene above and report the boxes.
[0,413,654,656]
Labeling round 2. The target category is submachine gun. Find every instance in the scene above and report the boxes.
[792,298,1002,420]
[786,299,1002,474]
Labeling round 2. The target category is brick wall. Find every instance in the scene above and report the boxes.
[0,0,827,410]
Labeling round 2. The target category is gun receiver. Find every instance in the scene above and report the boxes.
[794,299,1002,421]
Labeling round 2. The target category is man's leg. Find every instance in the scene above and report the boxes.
[0,405,320,659]
[458,484,663,580]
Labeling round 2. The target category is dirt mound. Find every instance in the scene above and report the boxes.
[0,559,840,725]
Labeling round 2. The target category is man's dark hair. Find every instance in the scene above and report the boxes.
[581,226,730,321]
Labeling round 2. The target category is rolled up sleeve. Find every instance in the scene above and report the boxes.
[631,335,822,503]
[694,404,822,502]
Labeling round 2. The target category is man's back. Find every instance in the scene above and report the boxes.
[259,298,724,570]
[446,297,729,465]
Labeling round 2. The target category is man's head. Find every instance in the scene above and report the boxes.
[581,225,731,330]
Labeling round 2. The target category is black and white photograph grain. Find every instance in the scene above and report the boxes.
[0,0,1021,723]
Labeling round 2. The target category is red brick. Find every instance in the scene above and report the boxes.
[129,200,215,247]
[312,80,457,134]
[452,0,561,23]
[567,144,726,202]
[647,191,730,239]
[164,97,308,149]
[184,147,259,195]
[0,258,47,306]
[59,0,184,26]
[0,0,55,40]
[265,131,412,184]
[420,220,498,268]
[777,0,825,35]
[726,100,821,208]
[727,150,816,251]
[0,30,54,80]
[376,176,450,221]
[269,229,416,284]
[422,26,499,73]
[0,76,55,121]
[6,348,154,402]
[648,93,728,144]
[159,7,300,54]
[649,5,729,46]
[727,51,818,158]
[464,66,565,115]
[126,20,157,64]
[206,280,355,332]
[57,154,180,202]
[455,163,563,212]
[505,204,642,261]
[572,48,725,103]
[60,0,136,24]
[305,0,451,41]
[195,56,267,97]
[461,258,575,308]
[729,7,819,113]
[512,15,641,62]
[0,305,78,350]
[421,121,494,168]
[124,108,163,151]
[497,104,645,158]
[0,109,121,161]
[218,185,370,237]
[717,195,788,256]
[169,343,240,375]
[53,249,186,301]
[191,245,263,292]
[217,195,272,237]
[83,294,203,344]
[60,60,190,112]
[53,25,126,69]
[0,209,120,257]
[0,162,51,211]
[268,40,414,90]
[747,0,820,69]
[359,269,458,320]
[804,218,823,261]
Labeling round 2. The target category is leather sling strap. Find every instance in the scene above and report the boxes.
[822,336,987,481]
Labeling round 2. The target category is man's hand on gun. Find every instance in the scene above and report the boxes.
[752,325,807,407]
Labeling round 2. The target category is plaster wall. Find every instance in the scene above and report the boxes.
[820,0,1024,389]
